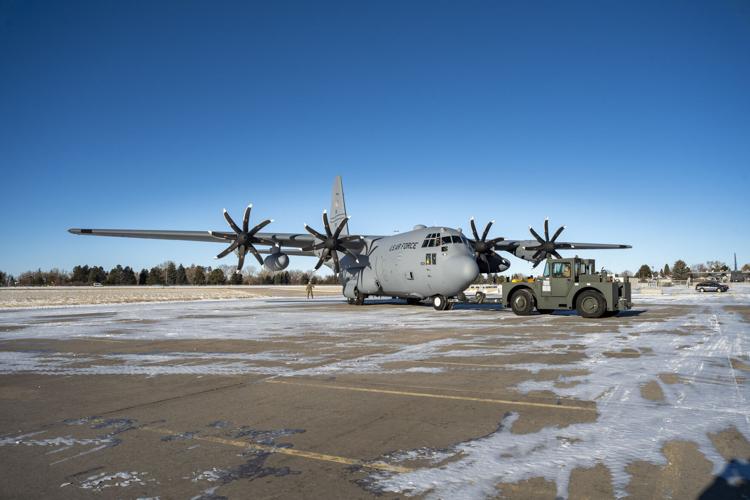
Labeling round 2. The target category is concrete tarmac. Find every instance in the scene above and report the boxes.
[1,290,749,499]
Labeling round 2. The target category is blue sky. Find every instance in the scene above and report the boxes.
[1,0,749,276]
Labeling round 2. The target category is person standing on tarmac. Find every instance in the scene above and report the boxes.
[306,281,315,299]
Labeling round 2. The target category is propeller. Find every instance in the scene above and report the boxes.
[525,217,565,267]
[210,205,274,273]
[469,217,505,270]
[302,210,362,274]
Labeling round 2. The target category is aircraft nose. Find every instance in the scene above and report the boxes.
[448,255,479,288]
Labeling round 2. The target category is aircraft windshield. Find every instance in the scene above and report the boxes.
[422,232,469,248]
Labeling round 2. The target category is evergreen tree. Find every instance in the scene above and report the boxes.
[229,272,243,285]
[176,264,188,285]
[0,271,6,287]
[636,264,652,280]
[192,266,206,285]
[138,268,149,285]
[663,264,670,277]
[71,265,90,284]
[743,263,750,272]
[106,265,124,285]
[672,260,690,280]
[165,262,177,285]
[87,266,107,284]
[207,268,226,285]
[147,266,164,285]
[121,266,137,285]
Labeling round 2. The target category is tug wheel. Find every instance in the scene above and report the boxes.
[576,290,606,318]
[510,289,535,316]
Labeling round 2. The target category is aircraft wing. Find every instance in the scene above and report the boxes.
[67,228,368,255]
[494,240,631,251]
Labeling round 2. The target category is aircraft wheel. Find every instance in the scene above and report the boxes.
[406,298,421,305]
[510,289,535,316]
[347,298,355,305]
[432,295,449,311]
[576,290,606,318]
[354,289,366,305]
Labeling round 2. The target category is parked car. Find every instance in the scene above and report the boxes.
[695,281,728,293]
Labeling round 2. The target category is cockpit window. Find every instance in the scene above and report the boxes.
[442,236,452,245]
[422,233,441,248]
[451,235,462,244]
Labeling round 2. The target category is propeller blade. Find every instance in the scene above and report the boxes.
[487,236,505,245]
[531,249,543,261]
[481,220,493,242]
[341,247,360,263]
[332,216,350,239]
[236,245,246,271]
[338,235,364,242]
[331,248,340,274]
[550,225,565,243]
[529,226,545,244]
[242,204,252,233]
[223,209,242,234]
[322,210,332,237]
[247,244,264,266]
[313,248,330,270]
[209,231,235,240]
[249,219,272,235]
[304,224,327,241]
[302,242,327,252]
[532,259,543,268]
[544,218,550,241]
[216,239,240,259]
[313,257,326,270]
[470,218,480,241]
[551,250,563,259]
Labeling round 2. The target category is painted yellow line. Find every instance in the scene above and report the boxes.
[138,424,411,474]
[267,379,595,413]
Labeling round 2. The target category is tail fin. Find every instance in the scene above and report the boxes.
[329,175,349,236]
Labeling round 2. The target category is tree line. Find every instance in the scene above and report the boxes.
[0,263,340,287]
[631,260,748,281]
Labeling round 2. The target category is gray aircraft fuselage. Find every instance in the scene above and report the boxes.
[338,226,479,300]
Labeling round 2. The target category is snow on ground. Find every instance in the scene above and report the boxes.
[369,297,750,498]
[1,286,749,498]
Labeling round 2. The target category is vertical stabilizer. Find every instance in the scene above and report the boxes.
[330,176,349,236]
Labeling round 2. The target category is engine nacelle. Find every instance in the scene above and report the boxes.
[263,252,289,272]
[477,253,511,273]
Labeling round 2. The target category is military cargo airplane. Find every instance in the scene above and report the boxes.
[69,177,630,310]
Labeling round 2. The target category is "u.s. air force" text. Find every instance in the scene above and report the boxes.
[389,242,418,251]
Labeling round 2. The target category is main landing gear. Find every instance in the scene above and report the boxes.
[347,288,366,306]
[432,295,454,311]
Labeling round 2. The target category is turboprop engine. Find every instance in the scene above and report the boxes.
[263,252,290,272]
